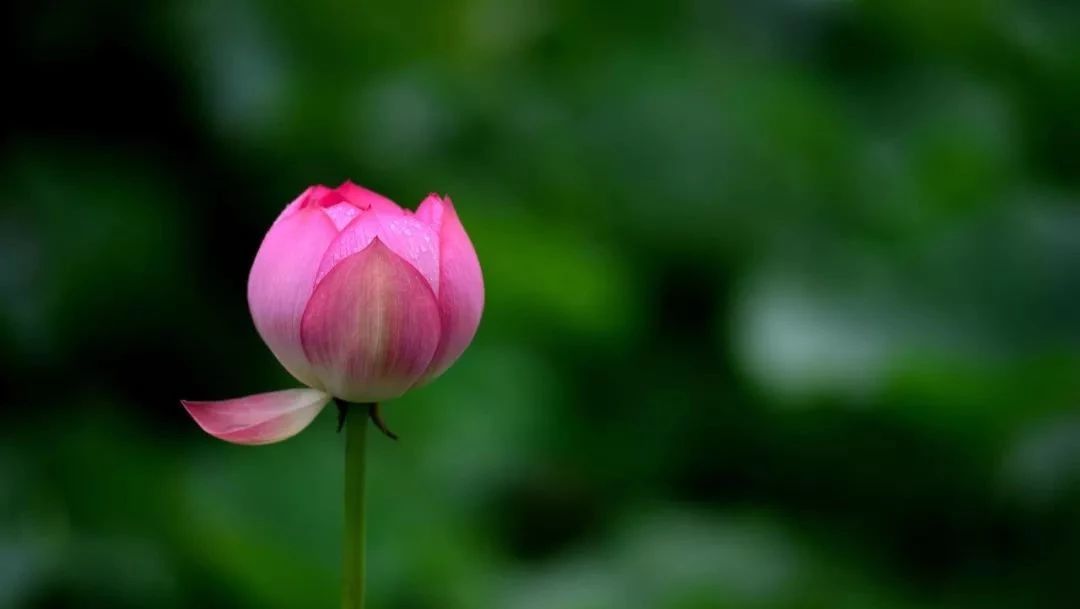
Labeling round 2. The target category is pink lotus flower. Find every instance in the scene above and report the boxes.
[183,182,483,445]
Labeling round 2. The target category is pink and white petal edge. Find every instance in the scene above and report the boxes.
[182,388,332,445]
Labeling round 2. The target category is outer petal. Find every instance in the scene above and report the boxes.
[181,388,331,445]
[248,208,338,388]
[415,195,484,382]
[301,239,441,403]
[315,211,441,295]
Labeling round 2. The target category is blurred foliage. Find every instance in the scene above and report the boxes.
[2,0,1080,608]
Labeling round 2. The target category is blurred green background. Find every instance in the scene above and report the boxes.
[2,0,1080,608]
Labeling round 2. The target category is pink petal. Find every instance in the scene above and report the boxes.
[300,239,442,403]
[315,210,441,295]
[181,388,331,445]
[278,182,407,231]
[275,185,350,225]
[322,201,362,230]
[415,195,484,382]
[336,181,406,216]
[272,186,319,225]
[412,192,444,227]
[248,207,338,388]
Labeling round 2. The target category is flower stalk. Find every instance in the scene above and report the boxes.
[342,402,372,609]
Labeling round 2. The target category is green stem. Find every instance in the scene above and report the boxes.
[342,403,371,609]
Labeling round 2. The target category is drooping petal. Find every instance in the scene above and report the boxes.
[315,210,441,294]
[248,208,337,388]
[300,239,441,403]
[181,388,331,445]
[415,195,484,382]
[336,181,405,216]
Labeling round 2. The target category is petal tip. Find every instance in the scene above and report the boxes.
[366,235,387,250]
